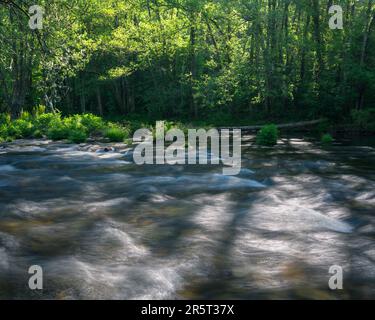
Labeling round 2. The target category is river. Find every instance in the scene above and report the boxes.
[0,135,374,299]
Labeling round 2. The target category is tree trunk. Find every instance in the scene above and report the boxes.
[311,0,324,94]
[189,19,198,118]
[80,78,86,113]
[96,87,103,116]
[9,10,29,119]
[356,0,374,110]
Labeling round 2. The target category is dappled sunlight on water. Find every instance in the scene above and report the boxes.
[0,137,374,299]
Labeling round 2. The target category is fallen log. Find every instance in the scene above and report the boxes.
[219,119,325,131]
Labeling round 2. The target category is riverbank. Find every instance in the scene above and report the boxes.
[1,111,374,147]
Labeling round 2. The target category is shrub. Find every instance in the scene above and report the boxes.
[63,115,87,132]
[166,121,188,134]
[0,124,9,138]
[33,130,43,138]
[151,121,188,140]
[35,113,60,134]
[68,129,88,143]
[256,124,278,146]
[47,119,70,140]
[6,123,20,138]
[0,136,13,143]
[9,119,34,138]
[0,113,11,125]
[104,126,129,142]
[321,133,333,145]
[33,105,46,116]
[0,112,135,143]
[20,111,33,121]
[80,113,105,133]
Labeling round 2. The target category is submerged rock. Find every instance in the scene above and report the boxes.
[97,147,116,153]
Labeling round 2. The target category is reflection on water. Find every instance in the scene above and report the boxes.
[0,136,374,299]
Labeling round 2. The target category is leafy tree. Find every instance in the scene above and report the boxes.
[0,0,374,126]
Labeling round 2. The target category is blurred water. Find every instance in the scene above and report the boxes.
[0,136,374,299]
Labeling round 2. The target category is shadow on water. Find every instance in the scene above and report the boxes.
[0,136,374,299]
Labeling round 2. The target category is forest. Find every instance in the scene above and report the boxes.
[0,0,374,130]
[1,1,375,301]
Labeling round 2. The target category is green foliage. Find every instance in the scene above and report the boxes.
[47,119,70,141]
[20,111,33,122]
[256,125,279,147]
[33,105,47,116]
[35,113,61,134]
[104,125,129,142]
[9,119,35,138]
[6,124,20,138]
[33,130,43,139]
[2,0,375,142]
[37,113,104,141]
[0,111,132,144]
[126,120,153,135]
[1,1,375,126]
[321,134,334,145]
[0,114,11,125]
[164,121,177,132]
[51,114,101,141]
[68,130,88,144]
[63,115,86,132]
[151,121,189,140]
[80,114,105,133]
[0,124,9,139]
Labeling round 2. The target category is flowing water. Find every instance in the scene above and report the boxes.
[0,135,374,299]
